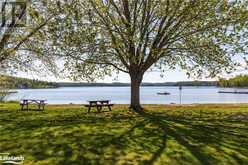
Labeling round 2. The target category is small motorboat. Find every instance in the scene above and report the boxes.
[157,92,170,95]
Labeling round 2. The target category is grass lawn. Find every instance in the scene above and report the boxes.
[0,103,247,165]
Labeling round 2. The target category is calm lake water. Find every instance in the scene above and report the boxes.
[6,86,248,104]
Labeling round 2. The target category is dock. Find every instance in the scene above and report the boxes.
[218,91,248,94]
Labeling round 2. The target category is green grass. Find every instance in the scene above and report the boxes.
[0,103,247,165]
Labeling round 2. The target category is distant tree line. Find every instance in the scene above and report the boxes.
[0,75,219,89]
[219,75,248,87]
[0,75,57,89]
[176,81,217,87]
[57,81,217,87]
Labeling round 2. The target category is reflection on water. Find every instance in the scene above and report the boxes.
[6,86,248,104]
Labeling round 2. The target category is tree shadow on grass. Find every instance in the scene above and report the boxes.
[0,108,247,165]
[140,110,248,165]
[0,110,167,164]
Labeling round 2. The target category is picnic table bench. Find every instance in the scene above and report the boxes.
[20,99,46,111]
[84,100,114,113]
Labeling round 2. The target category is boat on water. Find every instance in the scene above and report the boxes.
[218,91,248,94]
[157,92,170,95]
[0,91,17,94]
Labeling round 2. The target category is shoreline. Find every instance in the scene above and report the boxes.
[3,102,248,106]
[9,85,248,90]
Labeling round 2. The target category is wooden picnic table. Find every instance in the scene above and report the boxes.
[20,99,46,111]
[84,100,114,113]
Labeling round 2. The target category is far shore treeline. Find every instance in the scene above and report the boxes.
[2,74,248,89]
[219,75,248,88]
[0,75,217,89]
[0,75,57,89]
[57,81,217,87]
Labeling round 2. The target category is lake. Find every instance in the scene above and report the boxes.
[6,86,248,104]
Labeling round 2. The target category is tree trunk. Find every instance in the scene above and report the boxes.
[130,72,143,111]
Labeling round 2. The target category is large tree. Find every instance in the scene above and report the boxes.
[37,0,248,111]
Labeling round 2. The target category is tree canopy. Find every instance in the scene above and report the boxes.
[0,0,59,73]
[27,0,248,110]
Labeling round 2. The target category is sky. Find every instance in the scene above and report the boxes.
[106,69,246,83]
[103,70,214,83]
